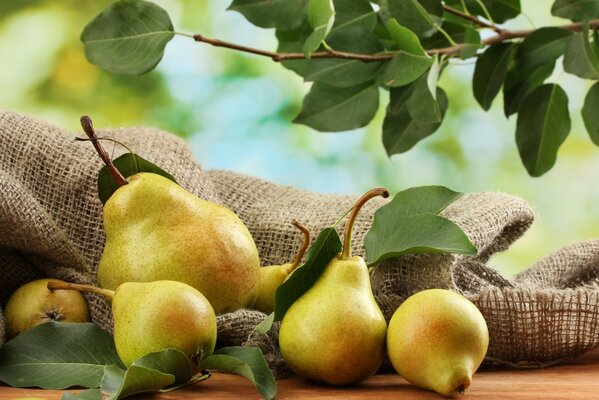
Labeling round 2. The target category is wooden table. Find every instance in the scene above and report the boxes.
[2,348,599,399]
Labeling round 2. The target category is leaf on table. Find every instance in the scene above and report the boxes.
[228,0,309,29]
[364,186,476,265]
[0,322,122,389]
[81,0,174,75]
[97,153,177,205]
[274,227,341,321]
[516,83,571,177]
[473,43,515,111]
[202,346,276,400]
[294,81,380,131]
[582,82,599,146]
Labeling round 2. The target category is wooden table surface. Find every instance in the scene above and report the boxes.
[2,347,599,399]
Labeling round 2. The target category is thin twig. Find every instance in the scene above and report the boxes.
[192,19,599,63]
[443,5,505,33]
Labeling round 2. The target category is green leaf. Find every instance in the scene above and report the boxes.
[515,27,572,70]
[100,349,194,400]
[0,322,123,389]
[582,82,599,146]
[303,0,335,56]
[301,27,384,88]
[364,186,476,265]
[446,0,521,23]
[387,0,442,38]
[407,69,443,123]
[386,18,427,55]
[459,27,482,59]
[381,52,432,87]
[551,0,599,21]
[503,62,555,117]
[563,28,599,79]
[516,84,571,177]
[331,0,377,33]
[276,21,314,75]
[274,227,342,321]
[294,81,380,131]
[228,0,309,29]
[254,313,275,335]
[98,153,177,205]
[202,347,276,400]
[383,86,448,154]
[62,389,102,400]
[472,43,515,111]
[81,0,174,75]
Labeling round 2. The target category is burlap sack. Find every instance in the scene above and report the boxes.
[1,110,598,375]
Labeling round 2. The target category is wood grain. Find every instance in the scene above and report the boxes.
[2,348,599,399]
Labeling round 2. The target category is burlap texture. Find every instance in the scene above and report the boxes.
[1,110,598,374]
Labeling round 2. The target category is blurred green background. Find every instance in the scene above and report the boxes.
[1,0,597,275]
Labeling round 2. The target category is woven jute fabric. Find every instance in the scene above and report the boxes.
[1,110,598,374]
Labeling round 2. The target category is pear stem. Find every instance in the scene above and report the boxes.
[457,384,466,395]
[290,220,310,270]
[341,187,390,260]
[47,281,115,300]
[80,115,128,187]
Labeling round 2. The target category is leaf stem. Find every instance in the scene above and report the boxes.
[80,116,128,187]
[443,5,504,33]
[47,281,115,299]
[341,188,390,260]
[290,220,310,270]
[190,19,599,61]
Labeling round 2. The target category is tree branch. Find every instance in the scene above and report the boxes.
[193,19,599,63]
[442,5,505,34]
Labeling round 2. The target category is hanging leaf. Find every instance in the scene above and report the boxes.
[364,186,476,266]
[228,0,309,29]
[0,322,123,389]
[582,82,599,146]
[331,0,377,33]
[551,0,599,21]
[383,86,448,155]
[276,21,315,75]
[459,27,482,59]
[563,27,599,79]
[301,27,384,88]
[407,69,443,123]
[81,0,174,75]
[516,84,571,177]
[387,0,443,38]
[97,153,177,205]
[303,0,335,56]
[381,52,432,87]
[445,0,521,23]
[503,62,555,117]
[515,27,572,70]
[274,227,341,321]
[294,81,380,131]
[202,347,276,400]
[386,18,428,55]
[472,43,515,111]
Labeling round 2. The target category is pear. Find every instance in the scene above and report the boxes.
[80,116,261,314]
[278,188,389,385]
[48,280,217,368]
[253,220,310,314]
[386,289,489,397]
[4,279,90,338]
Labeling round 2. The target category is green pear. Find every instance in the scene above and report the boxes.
[48,280,217,368]
[278,188,389,385]
[387,289,489,397]
[4,279,90,338]
[80,116,261,314]
[253,220,310,314]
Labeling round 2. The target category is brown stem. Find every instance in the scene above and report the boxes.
[457,384,466,395]
[80,115,128,187]
[47,281,115,299]
[341,188,390,260]
[290,220,310,270]
[443,5,504,33]
[191,19,599,61]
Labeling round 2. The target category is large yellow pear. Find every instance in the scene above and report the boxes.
[97,172,261,314]
[387,289,489,397]
[278,188,389,385]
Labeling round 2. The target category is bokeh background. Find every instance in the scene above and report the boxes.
[1,0,598,275]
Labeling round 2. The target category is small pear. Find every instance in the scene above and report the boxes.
[4,279,90,338]
[253,220,310,314]
[80,117,260,314]
[279,188,389,385]
[387,289,489,397]
[48,280,216,368]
